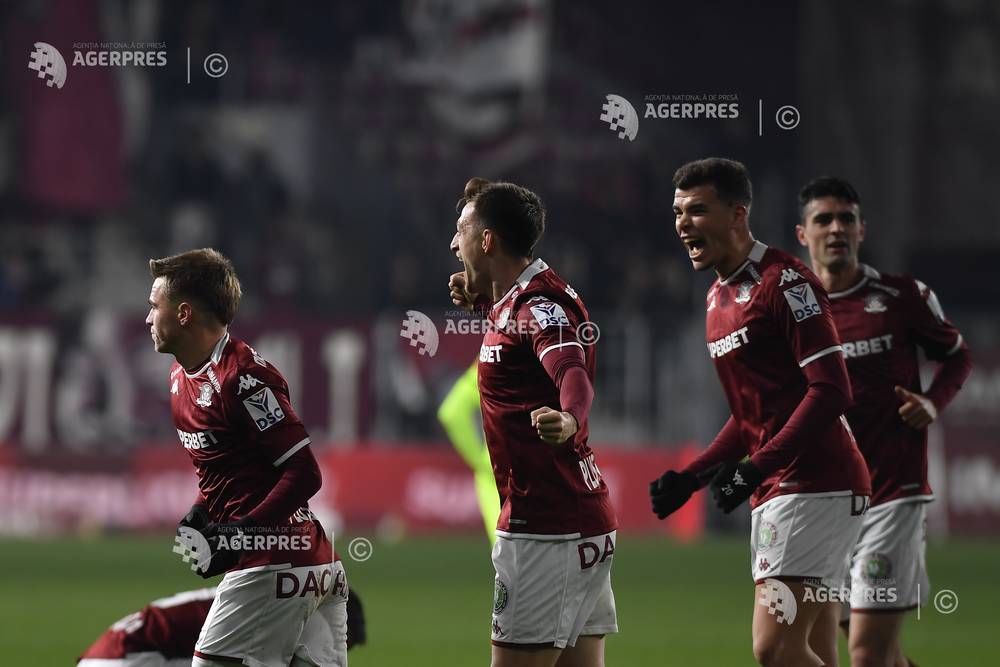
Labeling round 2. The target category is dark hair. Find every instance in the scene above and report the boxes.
[797,176,861,213]
[149,248,242,325]
[672,157,753,206]
[457,177,546,258]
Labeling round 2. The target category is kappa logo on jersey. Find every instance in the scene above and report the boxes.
[864,293,887,313]
[733,470,747,486]
[529,301,570,328]
[247,345,267,367]
[565,285,578,300]
[195,382,214,408]
[497,307,511,329]
[170,378,179,395]
[237,374,263,395]
[734,281,754,304]
[778,268,803,286]
[243,387,286,431]
[783,283,822,322]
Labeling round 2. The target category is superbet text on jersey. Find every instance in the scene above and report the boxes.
[703,242,870,506]
[169,333,332,570]
[829,265,969,505]
[478,259,617,538]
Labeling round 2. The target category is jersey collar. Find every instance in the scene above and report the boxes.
[719,240,768,285]
[828,264,879,299]
[493,258,549,309]
[183,331,230,378]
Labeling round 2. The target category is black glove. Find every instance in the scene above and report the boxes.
[346,587,367,649]
[709,460,764,513]
[195,516,254,579]
[649,470,699,519]
[178,504,209,532]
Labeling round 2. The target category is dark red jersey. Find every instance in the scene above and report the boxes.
[701,241,870,507]
[78,588,216,662]
[478,259,617,538]
[169,333,331,570]
[829,264,970,505]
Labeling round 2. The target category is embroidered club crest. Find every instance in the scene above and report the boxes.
[864,293,887,313]
[735,281,754,304]
[196,382,214,408]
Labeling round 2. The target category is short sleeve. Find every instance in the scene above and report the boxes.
[769,270,843,368]
[517,296,586,363]
[908,279,964,361]
[226,360,311,467]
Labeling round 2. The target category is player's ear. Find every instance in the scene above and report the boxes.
[795,224,807,247]
[481,227,494,254]
[177,301,193,326]
[858,218,866,243]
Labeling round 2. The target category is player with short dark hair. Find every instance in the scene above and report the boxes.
[797,176,972,667]
[146,248,347,667]
[449,178,618,667]
[649,158,871,667]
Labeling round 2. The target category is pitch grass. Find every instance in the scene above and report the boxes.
[0,535,992,665]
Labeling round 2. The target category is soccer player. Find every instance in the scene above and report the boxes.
[146,249,347,667]
[796,177,972,667]
[648,158,871,667]
[448,178,618,667]
[437,361,502,545]
[77,581,366,666]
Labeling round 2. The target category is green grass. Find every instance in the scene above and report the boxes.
[1,535,994,665]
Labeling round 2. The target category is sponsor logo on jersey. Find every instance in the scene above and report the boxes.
[243,387,286,431]
[578,534,615,570]
[734,280,754,304]
[206,367,222,393]
[783,283,822,322]
[529,301,570,328]
[480,343,503,363]
[842,334,893,358]
[196,382,214,408]
[757,521,778,552]
[497,307,511,329]
[578,453,604,491]
[177,428,219,450]
[237,374,263,394]
[708,326,749,359]
[864,293,887,313]
[493,578,508,614]
[779,268,803,286]
[170,378,179,395]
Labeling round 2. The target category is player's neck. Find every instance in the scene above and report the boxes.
[815,261,862,294]
[490,257,533,302]
[175,328,228,371]
[716,235,756,280]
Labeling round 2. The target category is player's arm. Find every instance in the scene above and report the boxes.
[895,280,973,428]
[522,300,594,445]
[448,271,492,316]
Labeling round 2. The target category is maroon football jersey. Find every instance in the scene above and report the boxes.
[704,241,870,507]
[829,264,967,505]
[478,259,617,538]
[78,588,216,661]
[169,333,332,570]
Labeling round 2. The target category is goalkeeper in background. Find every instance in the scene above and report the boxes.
[437,362,502,546]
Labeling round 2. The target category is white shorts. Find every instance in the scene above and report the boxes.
[78,659,189,667]
[195,560,348,667]
[751,493,867,590]
[846,500,929,611]
[491,531,618,649]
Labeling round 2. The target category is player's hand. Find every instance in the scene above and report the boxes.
[649,470,699,519]
[530,406,578,444]
[709,460,764,514]
[449,271,478,312]
[346,588,367,649]
[195,517,253,579]
[178,504,209,532]
[894,386,938,429]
